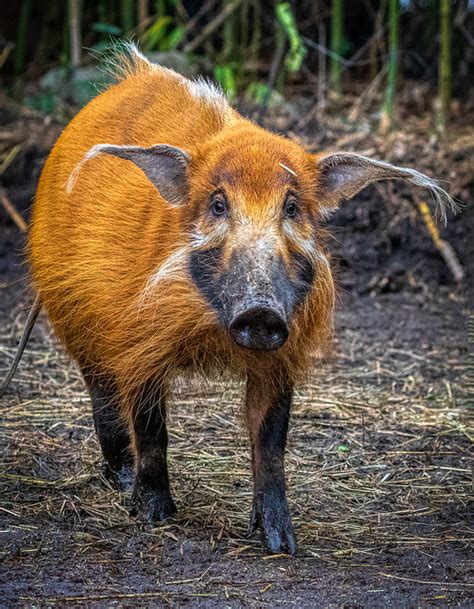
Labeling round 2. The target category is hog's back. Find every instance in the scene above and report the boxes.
[29,65,231,366]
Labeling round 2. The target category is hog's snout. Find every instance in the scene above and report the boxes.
[229,306,288,351]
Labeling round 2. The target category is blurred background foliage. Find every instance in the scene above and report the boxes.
[0,1,473,131]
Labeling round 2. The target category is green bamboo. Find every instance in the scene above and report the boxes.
[69,0,82,68]
[381,0,399,130]
[222,0,236,62]
[240,0,249,58]
[370,0,386,82]
[14,0,32,77]
[249,1,262,74]
[156,0,166,17]
[97,0,107,23]
[438,0,451,130]
[63,1,70,65]
[121,0,135,34]
[329,0,343,93]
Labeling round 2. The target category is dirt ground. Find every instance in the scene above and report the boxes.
[0,103,472,607]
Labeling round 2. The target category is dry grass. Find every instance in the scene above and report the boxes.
[1,301,471,568]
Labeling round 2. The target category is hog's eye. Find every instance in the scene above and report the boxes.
[211,194,227,217]
[284,194,299,218]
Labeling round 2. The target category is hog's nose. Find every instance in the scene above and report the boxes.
[229,306,289,351]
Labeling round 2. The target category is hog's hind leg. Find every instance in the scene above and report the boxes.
[83,372,134,492]
[129,382,177,522]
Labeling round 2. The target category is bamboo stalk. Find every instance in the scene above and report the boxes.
[249,0,262,74]
[63,1,70,65]
[14,0,32,78]
[138,0,149,42]
[370,0,386,81]
[222,0,236,62]
[438,0,451,132]
[329,0,343,94]
[380,0,399,133]
[156,0,166,17]
[68,0,81,68]
[317,1,326,114]
[240,0,249,57]
[121,0,135,35]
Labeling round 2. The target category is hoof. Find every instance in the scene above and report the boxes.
[102,462,134,493]
[249,494,297,555]
[130,486,177,522]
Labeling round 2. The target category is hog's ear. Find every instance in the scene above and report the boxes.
[67,144,190,206]
[315,152,457,223]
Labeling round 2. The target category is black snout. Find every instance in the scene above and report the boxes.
[229,306,289,351]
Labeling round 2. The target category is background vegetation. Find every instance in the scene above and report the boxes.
[1,1,473,131]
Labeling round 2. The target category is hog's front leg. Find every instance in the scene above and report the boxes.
[129,382,177,522]
[246,372,296,555]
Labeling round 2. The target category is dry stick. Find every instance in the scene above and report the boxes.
[372,183,463,283]
[348,63,388,121]
[0,188,42,396]
[0,188,28,232]
[0,298,41,397]
[0,42,14,70]
[182,0,241,54]
[179,0,217,44]
[0,144,22,176]
[414,196,464,283]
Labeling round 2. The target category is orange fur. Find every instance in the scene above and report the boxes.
[29,48,335,420]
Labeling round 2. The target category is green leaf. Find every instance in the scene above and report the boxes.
[144,16,172,51]
[162,25,185,52]
[92,22,122,36]
[246,82,270,105]
[276,2,307,73]
[214,64,237,100]
[337,444,350,453]
[25,92,57,114]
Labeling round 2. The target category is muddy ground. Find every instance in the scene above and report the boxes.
[0,103,472,607]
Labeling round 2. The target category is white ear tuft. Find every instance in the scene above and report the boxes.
[66,145,109,194]
[316,152,460,224]
[66,143,190,206]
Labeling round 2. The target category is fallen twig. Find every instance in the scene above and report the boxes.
[0,188,28,232]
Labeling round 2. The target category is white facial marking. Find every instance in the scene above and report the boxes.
[189,230,213,249]
[283,222,316,258]
[142,246,188,296]
[189,221,228,249]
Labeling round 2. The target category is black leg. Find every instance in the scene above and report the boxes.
[246,373,296,555]
[83,371,134,491]
[129,382,176,522]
